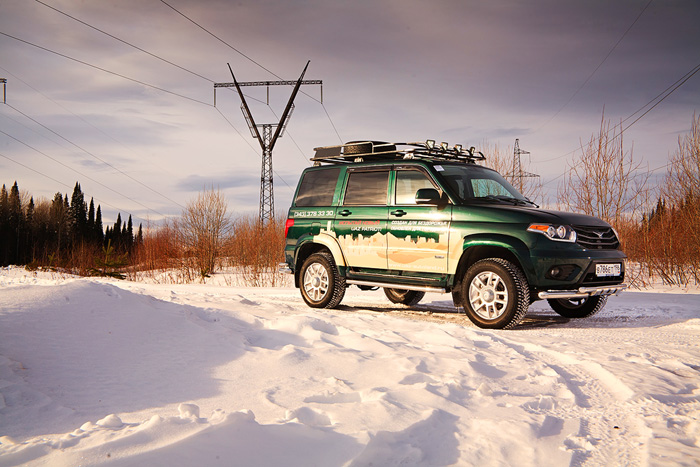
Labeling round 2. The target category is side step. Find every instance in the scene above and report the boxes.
[346,279,446,294]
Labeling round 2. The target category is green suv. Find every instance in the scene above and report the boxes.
[279,140,627,329]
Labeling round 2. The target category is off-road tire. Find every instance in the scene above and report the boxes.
[344,141,373,155]
[547,295,608,318]
[299,251,346,309]
[383,288,425,306]
[461,258,530,329]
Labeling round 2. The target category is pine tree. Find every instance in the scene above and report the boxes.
[95,205,104,245]
[8,182,23,264]
[26,197,35,263]
[136,223,143,247]
[87,198,95,241]
[0,184,9,265]
[50,192,68,259]
[126,215,134,252]
[69,182,87,244]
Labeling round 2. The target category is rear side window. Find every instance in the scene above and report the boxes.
[343,171,389,205]
[294,168,341,207]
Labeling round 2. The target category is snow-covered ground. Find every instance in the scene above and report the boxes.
[1,267,698,467]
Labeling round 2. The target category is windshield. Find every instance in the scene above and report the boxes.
[434,164,528,204]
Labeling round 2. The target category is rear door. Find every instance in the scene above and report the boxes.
[333,167,390,270]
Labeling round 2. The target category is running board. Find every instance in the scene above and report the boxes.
[346,279,446,294]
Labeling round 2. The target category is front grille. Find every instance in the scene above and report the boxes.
[573,225,620,250]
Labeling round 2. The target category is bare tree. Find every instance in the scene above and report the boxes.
[178,187,233,278]
[662,112,700,282]
[665,113,700,208]
[557,113,650,227]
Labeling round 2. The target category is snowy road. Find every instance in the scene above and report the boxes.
[0,268,698,466]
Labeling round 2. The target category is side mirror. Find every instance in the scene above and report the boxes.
[415,188,443,205]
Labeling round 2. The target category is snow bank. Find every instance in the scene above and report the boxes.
[1,266,699,466]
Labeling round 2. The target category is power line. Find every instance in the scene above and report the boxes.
[538,60,700,167]
[620,62,700,133]
[0,65,186,209]
[159,0,280,81]
[0,150,150,225]
[0,126,168,219]
[158,0,343,142]
[34,0,337,159]
[34,0,214,84]
[0,31,212,106]
[4,101,186,210]
[214,107,293,190]
[535,0,654,133]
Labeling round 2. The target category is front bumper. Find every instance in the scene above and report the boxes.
[278,262,293,274]
[538,284,627,300]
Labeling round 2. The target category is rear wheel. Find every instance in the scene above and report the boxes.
[299,251,345,308]
[383,288,425,306]
[547,295,607,318]
[461,258,529,329]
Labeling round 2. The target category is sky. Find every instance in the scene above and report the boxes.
[1,0,699,226]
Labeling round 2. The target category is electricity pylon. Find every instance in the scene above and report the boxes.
[214,62,322,223]
[1,79,6,103]
[512,138,539,193]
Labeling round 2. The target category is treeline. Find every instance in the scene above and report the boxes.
[625,195,700,285]
[0,181,142,273]
[554,112,700,287]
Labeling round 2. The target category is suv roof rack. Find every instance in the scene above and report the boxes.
[311,140,486,165]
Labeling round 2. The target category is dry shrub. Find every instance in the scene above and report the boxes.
[622,113,700,286]
[223,215,287,287]
[131,220,198,283]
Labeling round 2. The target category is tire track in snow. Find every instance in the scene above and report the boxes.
[477,333,646,467]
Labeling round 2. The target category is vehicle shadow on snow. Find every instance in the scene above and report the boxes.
[336,294,697,330]
[0,281,304,441]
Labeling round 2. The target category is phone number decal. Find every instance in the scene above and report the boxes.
[293,210,335,218]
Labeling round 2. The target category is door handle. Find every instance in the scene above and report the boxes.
[391,209,407,217]
[339,209,352,216]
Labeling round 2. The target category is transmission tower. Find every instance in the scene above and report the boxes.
[512,138,539,193]
[1,79,6,103]
[214,61,322,223]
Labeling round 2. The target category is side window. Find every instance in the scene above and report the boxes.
[471,178,511,197]
[395,170,437,205]
[294,168,341,207]
[343,171,389,205]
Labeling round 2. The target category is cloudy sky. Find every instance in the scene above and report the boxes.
[1,0,699,226]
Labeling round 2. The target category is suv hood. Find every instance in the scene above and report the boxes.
[464,203,612,227]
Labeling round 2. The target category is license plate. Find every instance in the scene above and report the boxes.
[596,263,621,277]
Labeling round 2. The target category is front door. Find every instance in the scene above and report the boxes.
[333,168,390,270]
[387,167,451,273]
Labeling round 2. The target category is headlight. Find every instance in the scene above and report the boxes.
[527,223,577,243]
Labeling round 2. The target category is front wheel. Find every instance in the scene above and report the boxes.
[547,295,607,318]
[461,258,529,329]
[383,288,425,306]
[299,251,345,309]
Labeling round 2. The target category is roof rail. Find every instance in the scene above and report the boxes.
[311,140,486,165]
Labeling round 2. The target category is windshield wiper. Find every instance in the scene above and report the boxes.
[476,195,538,207]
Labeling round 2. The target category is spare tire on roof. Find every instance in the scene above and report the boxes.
[343,141,373,155]
[343,141,396,156]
